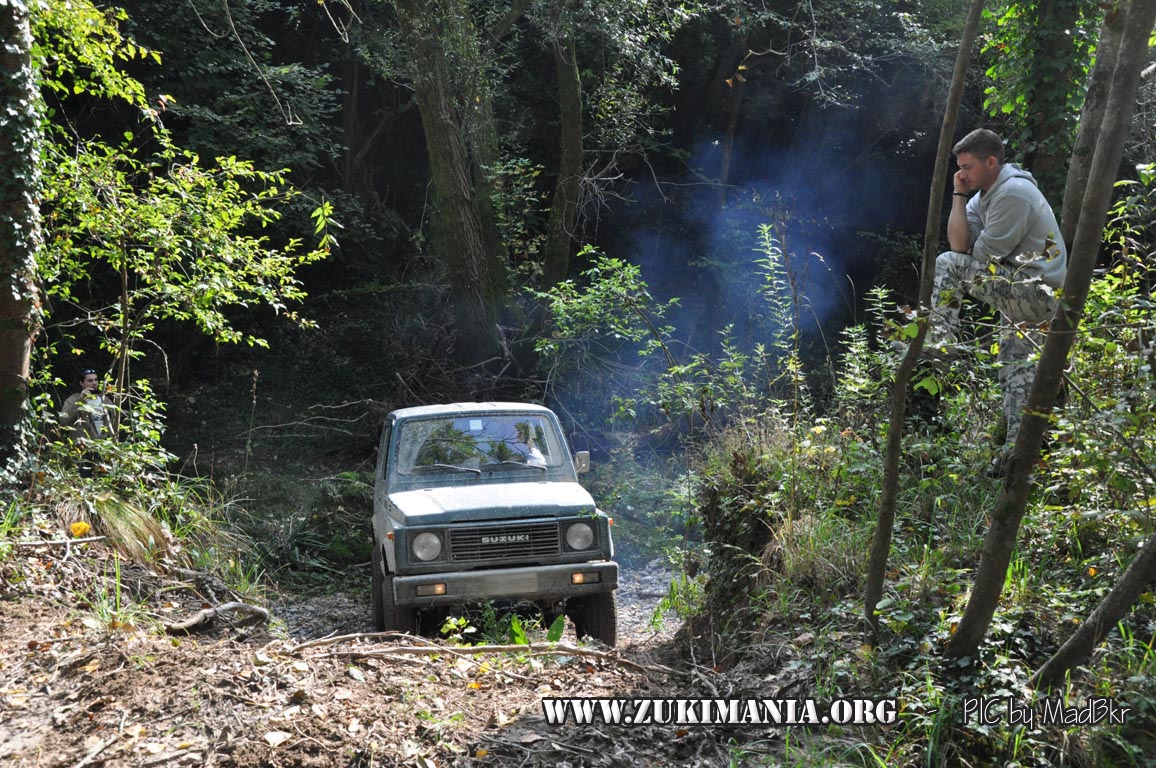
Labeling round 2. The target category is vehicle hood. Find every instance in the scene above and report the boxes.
[388,482,597,526]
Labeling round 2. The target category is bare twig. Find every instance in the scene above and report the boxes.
[163,602,269,634]
[71,735,118,768]
[285,630,419,654]
[11,535,107,548]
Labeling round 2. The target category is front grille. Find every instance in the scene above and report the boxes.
[448,521,560,562]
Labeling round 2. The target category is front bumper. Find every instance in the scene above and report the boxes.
[393,561,618,607]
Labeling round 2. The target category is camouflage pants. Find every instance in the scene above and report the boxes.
[931,251,1058,445]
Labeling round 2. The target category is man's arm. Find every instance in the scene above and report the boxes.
[947,169,974,252]
[60,393,81,425]
[970,189,1033,263]
[947,194,972,252]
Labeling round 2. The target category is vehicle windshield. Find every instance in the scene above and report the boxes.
[395,414,565,475]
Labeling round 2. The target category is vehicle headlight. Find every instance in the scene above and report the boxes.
[565,522,595,551]
[412,532,443,561]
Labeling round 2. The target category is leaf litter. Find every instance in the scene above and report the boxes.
[2,544,762,767]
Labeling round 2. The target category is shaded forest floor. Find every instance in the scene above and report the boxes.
[2,540,803,768]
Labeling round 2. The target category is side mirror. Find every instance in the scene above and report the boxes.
[574,450,590,474]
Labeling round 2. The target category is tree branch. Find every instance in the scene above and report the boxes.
[163,602,269,634]
[288,633,672,675]
[489,0,533,42]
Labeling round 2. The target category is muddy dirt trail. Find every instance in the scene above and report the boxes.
[3,549,766,768]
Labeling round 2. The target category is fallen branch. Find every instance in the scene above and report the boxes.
[11,535,107,548]
[285,630,421,654]
[163,602,269,634]
[317,640,672,675]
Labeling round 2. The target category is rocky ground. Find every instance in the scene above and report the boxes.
[3,539,781,768]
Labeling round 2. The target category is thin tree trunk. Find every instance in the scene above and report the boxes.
[342,52,362,196]
[0,0,42,462]
[1030,2,1156,685]
[1060,1,1125,246]
[716,39,747,209]
[1021,0,1090,199]
[457,7,507,302]
[863,0,986,638]
[396,0,503,366]
[946,0,1156,660]
[1033,530,1156,688]
[542,36,583,288]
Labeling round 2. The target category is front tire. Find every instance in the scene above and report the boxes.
[571,591,617,647]
[371,544,416,633]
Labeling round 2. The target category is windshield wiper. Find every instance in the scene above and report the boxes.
[481,460,547,472]
[412,463,481,476]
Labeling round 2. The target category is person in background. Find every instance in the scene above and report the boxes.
[60,368,110,476]
[926,128,1067,458]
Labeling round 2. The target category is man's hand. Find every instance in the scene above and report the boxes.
[947,170,973,253]
[953,170,973,196]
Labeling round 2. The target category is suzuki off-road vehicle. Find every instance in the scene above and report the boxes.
[371,403,618,645]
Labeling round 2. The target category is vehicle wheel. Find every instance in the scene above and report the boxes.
[571,591,617,647]
[372,545,416,633]
[371,545,385,630]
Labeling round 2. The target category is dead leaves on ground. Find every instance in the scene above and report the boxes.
[2,599,651,767]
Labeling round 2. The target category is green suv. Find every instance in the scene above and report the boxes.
[371,403,618,645]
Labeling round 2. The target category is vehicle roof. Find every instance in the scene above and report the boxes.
[387,402,556,421]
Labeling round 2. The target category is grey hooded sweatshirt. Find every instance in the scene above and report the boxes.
[965,163,1067,289]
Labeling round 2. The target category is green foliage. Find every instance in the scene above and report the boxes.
[712,0,957,107]
[979,0,1100,188]
[31,0,154,110]
[119,0,339,174]
[507,614,529,645]
[536,248,677,357]
[536,224,822,432]
[0,502,28,562]
[226,470,373,573]
[24,0,332,503]
[574,0,702,150]
[584,446,693,567]
[679,275,1156,761]
[42,132,329,357]
[533,247,679,422]
[1037,262,1156,550]
[1106,163,1156,266]
[438,605,560,646]
[668,206,1156,761]
[82,554,150,631]
[489,156,548,276]
[635,326,761,428]
[0,0,328,611]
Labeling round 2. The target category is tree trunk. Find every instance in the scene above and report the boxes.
[456,7,507,302]
[0,0,42,463]
[1029,1,1156,686]
[395,0,503,366]
[946,0,1156,660]
[863,0,986,638]
[542,36,583,288]
[342,50,362,196]
[1033,530,1156,689]
[1021,0,1092,200]
[716,38,747,209]
[1060,1,1125,246]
